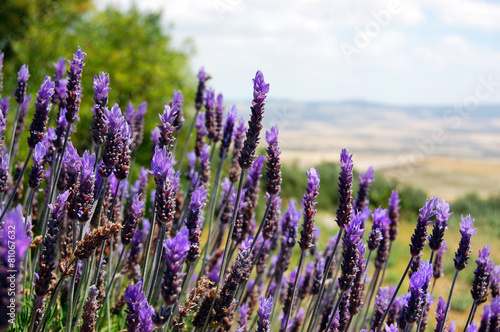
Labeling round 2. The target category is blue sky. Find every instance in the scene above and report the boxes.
[100,0,500,105]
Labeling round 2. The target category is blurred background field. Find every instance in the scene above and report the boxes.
[1,0,499,330]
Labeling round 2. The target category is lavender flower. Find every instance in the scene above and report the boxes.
[157,102,178,150]
[429,199,452,251]
[275,200,300,277]
[410,197,438,257]
[371,287,392,330]
[54,107,68,150]
[312,257,326,294]
[214,93,224,142]
[369,207,387,251]
[240,156,264,238]
[185,151,197,182]
[337,148,354,229]
[150,146,177,226]
[339,211,365,292]
[489,297,500,331]
[195,112,207,158]
[131,102,147,150]
[265,125,282,196]
[171,91,184,129]
[28,142,46,189]
[195,68,210,111]
[185,185,207,263]
[454,215,477,271]
[122,194,145,245]
[114,121,133,181]
[468,323,478,332]
[99,104,126,178]
[404,261,432,324]
[124,279,155,332]
[299,167,320,251]
[28,76,55,148]
[69,151,96,223]
[220,105,237,157]
[449,321,457,332]
[263,193,281,241]
[349,241,367,317]
[198,143,211,189]
[91,72,110,146]
[14,64,30,104]
[239,70,269,170]
[81,286,98,332]
[0,97,9,118]
[433,240,447,280]
[0,52,3,96]
[257,296,273,332]
[354,166,374,213]
[229,118,246,182]
[204,88,216,141]
[491,266,500,298]
[471,245,493,304]
[52,57,67,106]
[0,151,8,193]
[65,47,86,124]
[435,296,448,332]
[161,228,190,305]
[479,305,490,332]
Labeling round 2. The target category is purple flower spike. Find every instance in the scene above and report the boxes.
[471,245,493,304]
[125,279,155,332]
[28,76,55,148]
[28,142,46,189]
[454,215,477,271]
[65,47,86,124]
[0,97,9,118]
[491,265,500,298]
[299,167,320,251]
[429,199,452,251]
[195,68,210,111]
[239,70,269,170]
[388,190,401,242]
[338,211,365,292]
[161,228,189,305]
[185,185,207,263]
[157,102,178,150]
[171,90,184,129]
[336,148,354,229]
[220,105,237,157]
[204,88,217,141]
[99,104,126,178]
[371,287,391,330]
[53,57,66,80]
[354,166,375,213]
[1,206,30,271]
[257,296,273,332]
[93,72,111,107]
[265,125,282,195]
[435,296,448,332]
[410,196,438,257]
[404,260,432,324]
[151,146,177,225]
[369,207,387,251]
[122,194,145,245]
[384,323,399,332]
[14,64,30,104]
[214,93,224,142]
[433,240,447,280]
[0,151,9,193]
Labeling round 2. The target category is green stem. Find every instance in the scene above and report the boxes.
[439,270,459,332]
[284,250,306,331]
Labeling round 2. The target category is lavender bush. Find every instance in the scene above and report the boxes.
[0,47,498,332]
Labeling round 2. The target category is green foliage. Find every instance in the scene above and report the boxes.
[1,2,195,163]
[451,193,500,236]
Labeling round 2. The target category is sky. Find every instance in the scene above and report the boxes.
[98,0,500,105]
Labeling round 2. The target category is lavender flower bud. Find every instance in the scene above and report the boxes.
[371,287,392,330]
[220,105,237,157]
[239,70,269,170]
[81,286,98,332]
[263,193,281,240]
[53,107,68,150]
[28,76,55,148]
[14,64,30,104]
[195,68,210,111]
[198,143,211,190]
[99,104,126,178]
[52,57,66,105]
[472,245,493,304]
[429,199,452,251]
[387,190,401,242]
[240,156,264,239]
[114,121,132,181]
[65,47,86,124]
[265,125,282,195]
[479,304,490,332]
[150,146,177,226]
[91,72,110,146]
[0,103,6,141]
[312,257,325,294]
[161,228,189,305]
[0,151,8,193]
[449,321,457,332]
[339,211,365,292]
[435,296,448,332]
[454,215,477,271]
[229,118,246,183]
[170,91,184,129]
[410,197,438,257]
[122,194,145,245]
[36,191,70,297]
[204,88,217,141]
[214,93,224,142]
[369,207,387,251]
[124,279,155,332]
[69,151,96,223]
[491,266,500,298]
[433,240,447,280]
[157,102,178,150]
[131,102,147,150]
[337,148,354,229]
[185,151,197,182]
[388,294,406,326]
[28,142,46,189]
[212,248,252,327]
[257,296,273,332]
[404,261,432,324]
[299,167,320,251]
[185,185,207,263]
[489,297,500,331]
[349,242,367,316]
[468,323,478,332]
[354,166,374,213]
